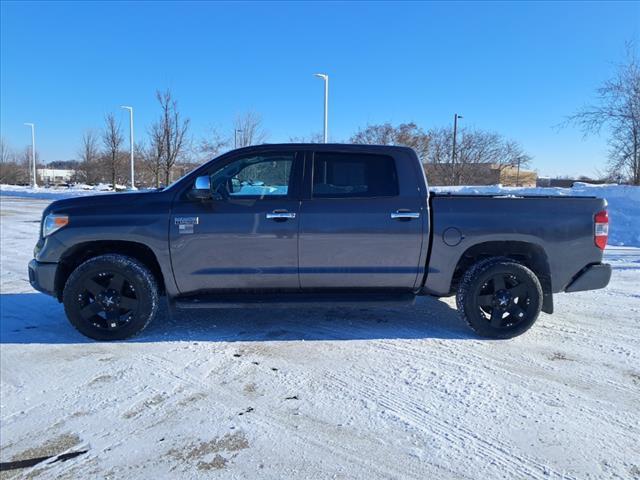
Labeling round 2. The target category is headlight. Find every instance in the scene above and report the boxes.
[42,214,69,237]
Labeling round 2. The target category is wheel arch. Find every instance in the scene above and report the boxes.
[450,241,553,312]
[55,240,165,300]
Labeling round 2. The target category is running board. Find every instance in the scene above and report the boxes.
[174,292,416,310]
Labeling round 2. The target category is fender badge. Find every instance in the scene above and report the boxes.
[175,217,198,235]
[174,216,199,225]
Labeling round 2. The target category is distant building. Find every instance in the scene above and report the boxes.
[423,163,537,187]
[37,168,75,184]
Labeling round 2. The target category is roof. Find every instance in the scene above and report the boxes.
[230,143,415,154]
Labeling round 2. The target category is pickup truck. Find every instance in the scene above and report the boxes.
[28,144,612,341]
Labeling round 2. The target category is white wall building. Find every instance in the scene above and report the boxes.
[37,168,75,184]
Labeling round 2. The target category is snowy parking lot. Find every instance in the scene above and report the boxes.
[1,194,639,479]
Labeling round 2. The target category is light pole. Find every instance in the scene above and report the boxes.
[451,113,463,185]
[314,73,329,143]
[24,123,37,187]
[120,106,136,190]
[234,129,243,148]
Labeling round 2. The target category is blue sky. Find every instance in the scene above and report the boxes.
[1,1,638,177]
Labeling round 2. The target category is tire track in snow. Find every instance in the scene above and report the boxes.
[323,369,570,480]
[373,339,637,433]
[303,339,576,479]
[222,337,561,479]
[137,352,435,480]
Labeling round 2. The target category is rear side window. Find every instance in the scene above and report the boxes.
[312,152,399,198]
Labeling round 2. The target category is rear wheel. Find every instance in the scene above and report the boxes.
[63,254,159,341]
[456,257,542,339]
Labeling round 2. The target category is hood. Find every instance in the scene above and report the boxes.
[43,190,171,217]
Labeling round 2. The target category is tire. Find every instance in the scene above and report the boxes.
[63,254,159,341]
[456,257,542,339]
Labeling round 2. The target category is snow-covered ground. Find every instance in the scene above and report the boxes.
[1,194,639,479]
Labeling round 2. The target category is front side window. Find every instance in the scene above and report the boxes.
[210,154,293,198]
[312,152,399,198]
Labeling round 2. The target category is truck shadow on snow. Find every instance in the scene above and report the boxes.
[0,293,474,344]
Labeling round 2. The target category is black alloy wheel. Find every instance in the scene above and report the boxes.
[476,272,533,329]
[457,258,543,339]
[77,271,140,331]
[63,254,159,341]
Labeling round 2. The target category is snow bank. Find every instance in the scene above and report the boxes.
[431,183,640,247]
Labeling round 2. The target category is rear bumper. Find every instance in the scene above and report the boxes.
[565,263,611,293]
[28,259,58,297]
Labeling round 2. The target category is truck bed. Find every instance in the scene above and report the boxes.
[423,194,607,296]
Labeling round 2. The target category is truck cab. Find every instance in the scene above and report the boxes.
[170,144,428,293]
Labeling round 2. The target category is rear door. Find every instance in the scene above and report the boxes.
[298,150,425,289]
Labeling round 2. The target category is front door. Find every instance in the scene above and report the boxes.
[170,151,302,293]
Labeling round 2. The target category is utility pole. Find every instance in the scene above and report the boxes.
[234,129,243,148]
[314,73,329,143]
[515,157,521,187]
[451,113,462,185]
[120,106,136,190]
[24,123,37,187]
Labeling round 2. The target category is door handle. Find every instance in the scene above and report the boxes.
[266,210,296,220]
[391,210,420,220]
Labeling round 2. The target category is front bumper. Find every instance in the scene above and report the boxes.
[28,259,58,297]
[565,263,612,293]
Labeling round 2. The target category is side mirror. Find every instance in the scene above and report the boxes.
[189,176,212,200]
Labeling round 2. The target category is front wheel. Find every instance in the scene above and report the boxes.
[456,258,543,339]
[63,254,159,341]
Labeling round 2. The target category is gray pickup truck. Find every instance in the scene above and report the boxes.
[29,144,611,341]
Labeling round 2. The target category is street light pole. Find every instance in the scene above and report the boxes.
[451,113,463,185]
[24,123,37,188]
[234,129,243,148]
[314,73,329,143]
[120,106,136,190]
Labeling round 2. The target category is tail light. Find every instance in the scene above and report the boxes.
[594,210,609,250]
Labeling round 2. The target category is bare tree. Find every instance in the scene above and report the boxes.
[289,132,324,143]
[426,127,532,185]
[131,142,154,187]
[1,146,37,185]
[0,137,24,184]
[0,163,24,184]
[79,130,100,164]
[22,145,42,184]
[0,137,12,164]
[198,126,228,161]
[75,130,101,183]
[350,122,430,161]
[156,89,190,185]
[145,121,166,188]
[423,126,449,165]
[102,113,124,189]
[234,111,267,147]
[564,44,640,184]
